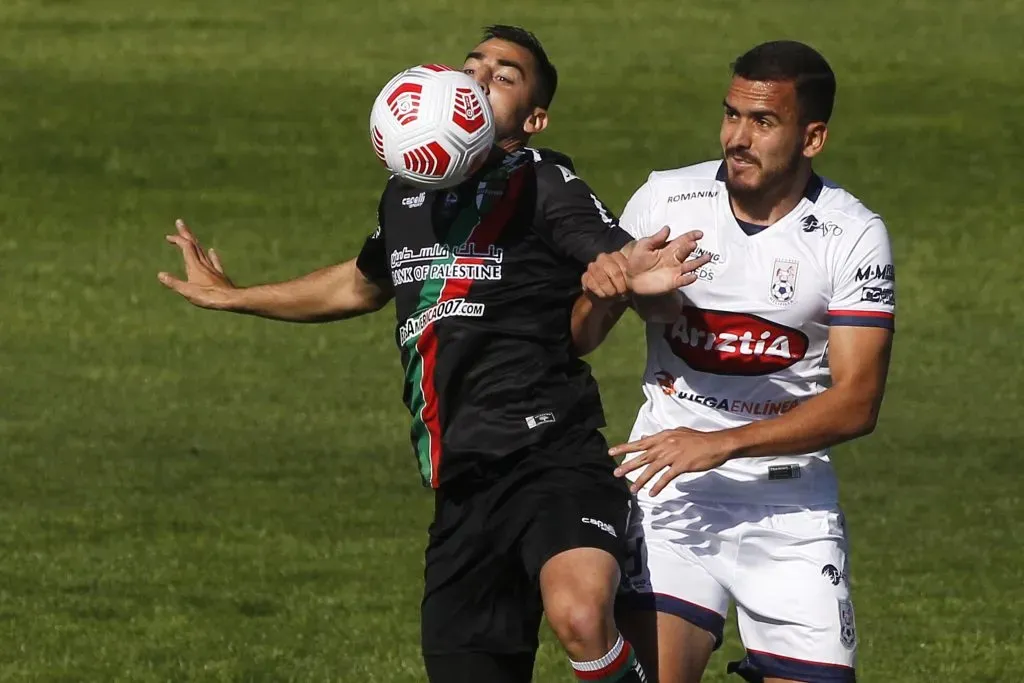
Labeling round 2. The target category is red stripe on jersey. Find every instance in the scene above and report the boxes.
[828,309,894,319]
[418,167,528,488]
[414,327,442,487]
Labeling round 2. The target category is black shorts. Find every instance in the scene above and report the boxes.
[420,428,631,677]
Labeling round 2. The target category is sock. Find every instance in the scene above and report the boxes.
[570,634,648,682]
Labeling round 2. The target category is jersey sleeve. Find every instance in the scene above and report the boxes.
[355,192,390,282]
[827,216,896,330]
[533,162,633,265]
[619,177,656,240]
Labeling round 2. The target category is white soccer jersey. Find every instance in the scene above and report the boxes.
[621,160,895,505]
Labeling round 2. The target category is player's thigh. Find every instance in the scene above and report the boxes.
[422,487,543,659]
[730,505,856,683]
[538,545,622,655]
[518,442,632,586]
[423,651,535,683]
[656,611,718,683]
[617,607,715,683]
[617,497,731,683]
[517,450,632,644]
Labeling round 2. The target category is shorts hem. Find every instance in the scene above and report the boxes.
[728,649,856,683]
[534,541,622,576]
[617,591,725,650]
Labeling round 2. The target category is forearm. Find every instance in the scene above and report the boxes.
[631,290,683,323]
[228,260,390,322]
[571,236,687,354]
[571,294,628,356]
[723,385,880,460]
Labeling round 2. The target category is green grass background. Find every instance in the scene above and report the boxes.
[1,0,1022,680]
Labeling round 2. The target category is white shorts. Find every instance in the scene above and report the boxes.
[619,496,857,682]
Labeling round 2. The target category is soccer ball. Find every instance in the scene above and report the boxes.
[370,65,496,190]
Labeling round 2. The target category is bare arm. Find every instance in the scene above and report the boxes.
[570,291,686,357]
[571,293,629,356]
[158,219,393,322]
[228,258,392,322]
[724,326,892,457]
[570,228,705,356]
[612,325,893,494]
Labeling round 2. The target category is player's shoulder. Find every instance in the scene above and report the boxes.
[621,160,722,231]
[635,160,725,209]
[380,173,423,209]
[811,176,888,238]
[528,147,586,190]
[647,159,723,183]
[528,146,576,171]
[644,159,723,190]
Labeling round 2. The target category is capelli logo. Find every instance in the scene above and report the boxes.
[401,192,426,209]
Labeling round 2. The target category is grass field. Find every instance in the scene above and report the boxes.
[1,0,1023,680]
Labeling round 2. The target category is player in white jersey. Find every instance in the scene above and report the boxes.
[572,42,894,683]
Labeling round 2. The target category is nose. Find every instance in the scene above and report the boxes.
[727,119,752,150]
[470,69,490,95]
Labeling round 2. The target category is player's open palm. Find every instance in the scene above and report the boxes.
[627,226,711,296]
[609,427,732,495]
[158,219,236,310]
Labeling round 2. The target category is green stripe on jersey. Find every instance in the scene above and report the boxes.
[400,161,519,486]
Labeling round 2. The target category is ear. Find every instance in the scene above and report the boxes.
[523,107,549,136]
[802,122,828,159]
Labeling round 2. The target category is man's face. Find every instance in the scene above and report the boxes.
[462,38,547,145]
[719,77,816,198]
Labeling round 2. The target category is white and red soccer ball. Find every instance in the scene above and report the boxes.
[370,64,496,189]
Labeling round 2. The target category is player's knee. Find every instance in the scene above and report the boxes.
[545,597,611,652]
[540,548,620,654]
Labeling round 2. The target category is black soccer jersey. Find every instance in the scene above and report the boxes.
[356,148,632,488]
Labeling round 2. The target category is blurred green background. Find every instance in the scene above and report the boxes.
[0,0,1021,680]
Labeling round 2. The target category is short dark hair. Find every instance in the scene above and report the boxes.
[482,24,558,108]
[732,41,836,123]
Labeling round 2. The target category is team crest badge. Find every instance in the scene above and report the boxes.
[769,258,799,306]
[838,599,857,650]
[439,190,460,218]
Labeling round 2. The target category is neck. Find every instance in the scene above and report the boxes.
[730,163,813,225]
[498,135,528,154]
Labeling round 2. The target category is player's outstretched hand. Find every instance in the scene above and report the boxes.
[626,227,712,296]
[158,219,237,310]
[609,427,733,496]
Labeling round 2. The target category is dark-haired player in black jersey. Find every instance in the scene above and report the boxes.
[159,25,708,683]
